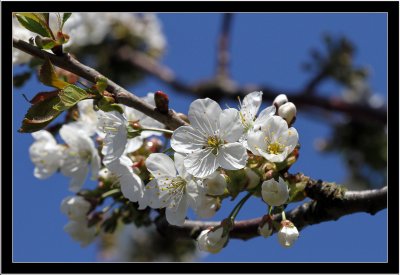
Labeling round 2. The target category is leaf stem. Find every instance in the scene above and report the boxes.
[228,192,253,222]
[140,127,174,135]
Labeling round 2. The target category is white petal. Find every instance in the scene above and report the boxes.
[32,130,57,144]
[124,136,144,153]
[284,127,299,149]
[101,128,127,165]
[165,195,188,226]
[98,111,128,165]
[188,98,221,136]
[246,130,266,156]
[120,172,144,202]
[174,152,190,180]
[184,149,219,178]
[145,153,176,179]
[141,179,169,209]
[204,172,227,196]
[219,108,244,142]
[60,124,95,152]
[262,116,287,140]
[254,105,276,130]
[106,156,144,203]
[171,126,206,154]
[185,179,201,209]
[241,91,263,122]
[195,195,218,219]
[259,150,286,163]
[217,143,247,170]
[68,165,89,192]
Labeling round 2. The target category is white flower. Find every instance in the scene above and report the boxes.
[144,153,201,226]
[60,196,91,221]
[59,124,101,192]
[203,171,227,196]
[247,115,298,163]
[64,220,96,247]
[244,167,260,189]
[261,177,289,207]
[105,156,145,204]
[278,102,297,125]
[197,227,228,254]
[123,93,165,153]
[29,130,64,179]
[171,98,248,178]
[258,221,273,238]
[278,220,299,248]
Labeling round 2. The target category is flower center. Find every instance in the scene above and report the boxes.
[206,135,223,155]
[267,142,285,155]
[160,176,187,208]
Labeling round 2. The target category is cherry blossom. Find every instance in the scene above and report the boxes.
[171,98,247,178]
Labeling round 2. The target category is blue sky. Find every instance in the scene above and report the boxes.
[12,13,387,262]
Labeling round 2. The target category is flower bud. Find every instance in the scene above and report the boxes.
[258,215,273,238]
[261,177,289,206]
[244,167,260,189]
[197,227,228,254]
[278,102,297,125]
[273,94,288,108]
[154,90,169,114]
[60,196,91,221]
[204,172,227,196]
[278,220,299,248]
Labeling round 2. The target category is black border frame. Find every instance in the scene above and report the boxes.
[2,1,399,273]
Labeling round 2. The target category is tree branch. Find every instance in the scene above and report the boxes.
[155,182,387,241]
[12,38,188,130]
[115,45,386,124]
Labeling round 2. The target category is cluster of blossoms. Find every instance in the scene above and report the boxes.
[13,13,166,65]
[29,91,300,251]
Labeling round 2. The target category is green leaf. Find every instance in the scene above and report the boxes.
[94,97,123,113]
[95,76,108,93]
[61,13,72,29]
[15,14,51,38]
[53,85,89,111]
[19,91,63,133]
[39,58,69,89]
